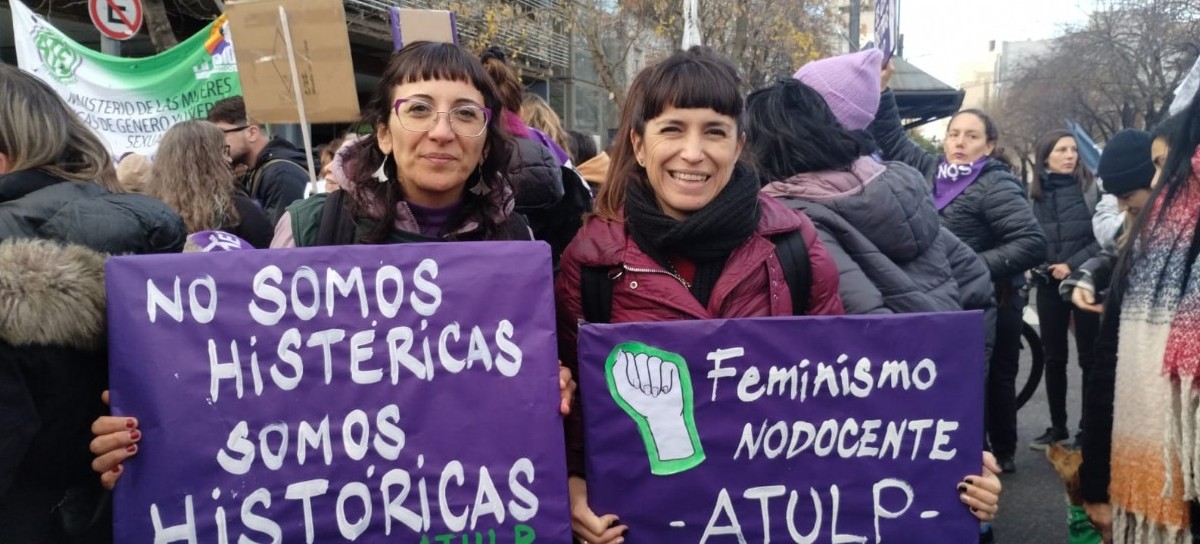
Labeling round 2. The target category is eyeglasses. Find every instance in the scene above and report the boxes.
[221,125,250,134]
[392,98,491,138]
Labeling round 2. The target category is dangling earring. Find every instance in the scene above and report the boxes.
[373,154,392,183]
[468,164,491,196]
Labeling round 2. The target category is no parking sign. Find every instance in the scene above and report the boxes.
[88,0,143,40]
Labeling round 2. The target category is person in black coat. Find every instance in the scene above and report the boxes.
[207,95,310,226]
[1027,129,1102,450]
[748,78,996,329]
[0,63,185,543]
[0,240,111,544]
[869,63,1045,474]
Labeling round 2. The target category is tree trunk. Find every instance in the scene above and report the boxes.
[142,0,178,52]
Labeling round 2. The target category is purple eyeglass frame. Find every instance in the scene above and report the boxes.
[392,98,492,136]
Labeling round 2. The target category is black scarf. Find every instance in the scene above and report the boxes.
[625,163,761,306]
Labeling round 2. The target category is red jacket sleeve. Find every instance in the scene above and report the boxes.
[797,214,845,316]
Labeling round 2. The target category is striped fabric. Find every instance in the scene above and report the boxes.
[1110,148,1200,543]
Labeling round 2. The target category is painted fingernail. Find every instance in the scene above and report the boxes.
[129,430,141,441]
[125,418,136,429]
[965,477,975,485]
[111,464,122,474]
[970,507,978,513]
[126,444,138,453]
[957,484,967,493]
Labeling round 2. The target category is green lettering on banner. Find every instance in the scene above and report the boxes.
[10,0,243,157]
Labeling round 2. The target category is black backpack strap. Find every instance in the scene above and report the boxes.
[772,229,812,316]
[503,213,535,240]
[249,158,307,202]
[580,265,613,324]
[315,190,357,246]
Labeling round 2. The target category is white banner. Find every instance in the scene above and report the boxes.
[11,0,241,157]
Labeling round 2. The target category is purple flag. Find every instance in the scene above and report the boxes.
[106,242,570,543]
[578,312,985,543]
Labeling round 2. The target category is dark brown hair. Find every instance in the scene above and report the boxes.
[339,41,515,242]
[480,51,523,114]
[206,95,251,126]
[1030,129,1093,201]
[950,109,999,144]
[594,47,744,220]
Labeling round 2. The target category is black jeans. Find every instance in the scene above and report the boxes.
[986,298,1022,458]
[1192,500,1200,541]
[1037,278,1100,434]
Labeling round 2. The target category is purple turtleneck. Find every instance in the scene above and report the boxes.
[405,200,463,238]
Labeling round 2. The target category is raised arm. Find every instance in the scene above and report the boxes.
[867,72,939,178]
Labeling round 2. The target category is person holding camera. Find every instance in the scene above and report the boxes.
[1027,129,1103,452]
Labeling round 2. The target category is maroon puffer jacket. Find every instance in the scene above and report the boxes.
[555,193,844,475]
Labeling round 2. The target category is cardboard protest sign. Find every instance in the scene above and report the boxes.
[390,8,458,51]
[11,0,240,156]
[578,312,985,542]
[106,242,570,543]
[225,0,359,123]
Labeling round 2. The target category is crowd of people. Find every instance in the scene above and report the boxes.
[1,34,1198,543]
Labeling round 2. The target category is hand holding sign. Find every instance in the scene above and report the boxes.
[89,390,139,490]
[606,342,705,475]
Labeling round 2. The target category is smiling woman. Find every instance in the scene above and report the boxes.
[555,47,846,544]
[268,41,532,247]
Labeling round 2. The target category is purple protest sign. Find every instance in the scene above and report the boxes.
[106,242,570,543]
[578,312,985,543]
[874,0,897,65]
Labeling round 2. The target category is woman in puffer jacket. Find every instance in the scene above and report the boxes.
[748,78,995,326]
[0,65,185,252]
[0,63,185,543]
[867,60,1045,475]
[481,48,580,261]
[1027,129,1102,451]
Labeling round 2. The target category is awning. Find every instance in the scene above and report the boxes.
[891,56,964,129]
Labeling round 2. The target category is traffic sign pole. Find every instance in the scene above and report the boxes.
[101,35,121,55]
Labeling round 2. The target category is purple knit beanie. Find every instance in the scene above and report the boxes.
[793,49,884,131]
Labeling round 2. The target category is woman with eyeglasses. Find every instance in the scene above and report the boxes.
[268,41,532,247]
[149,120,274,248]
[87,41,578,493]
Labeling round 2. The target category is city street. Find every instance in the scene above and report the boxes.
[993,309,1086,543]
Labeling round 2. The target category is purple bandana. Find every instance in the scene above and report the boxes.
[933,156,989,210]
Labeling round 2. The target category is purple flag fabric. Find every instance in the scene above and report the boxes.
[578,312,985,543]
[105,242,570,543]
